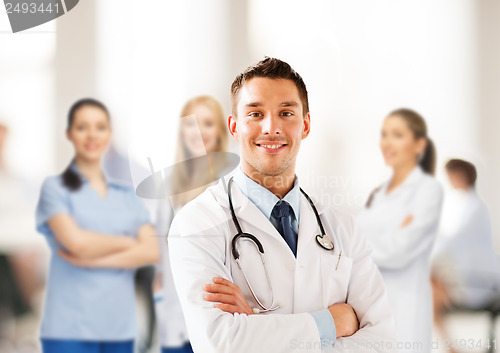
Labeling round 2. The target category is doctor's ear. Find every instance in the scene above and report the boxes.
[301,113,311,140]
[228,115,239,141]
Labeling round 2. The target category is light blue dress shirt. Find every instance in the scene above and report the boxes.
[232,168,336,346]
[35,164,151,340]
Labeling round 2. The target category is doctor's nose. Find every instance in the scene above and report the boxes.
[262,114,282,135]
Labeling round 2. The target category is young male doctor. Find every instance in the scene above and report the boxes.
[168,57,397,353]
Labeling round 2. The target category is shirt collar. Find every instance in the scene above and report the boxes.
[232,167,300,222]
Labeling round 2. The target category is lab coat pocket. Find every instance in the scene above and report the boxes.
[321,252,353,307]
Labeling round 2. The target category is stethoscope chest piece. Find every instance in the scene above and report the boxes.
[316,234,334,251]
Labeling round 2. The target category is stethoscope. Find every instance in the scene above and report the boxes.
[227,176,334,314]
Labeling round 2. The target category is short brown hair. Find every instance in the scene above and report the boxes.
[446,159,477,186]
[230,57,309,116]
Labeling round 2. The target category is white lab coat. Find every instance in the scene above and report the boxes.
[168,175,398,353]
[357,166,443,353]
[432,188,500,309]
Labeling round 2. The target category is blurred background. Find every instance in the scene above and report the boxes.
[1,0,499,352]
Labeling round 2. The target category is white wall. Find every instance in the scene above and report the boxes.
[95,0,236,189]
[476,0,500,249]
[0,11,56,179]
[247,0,479,215]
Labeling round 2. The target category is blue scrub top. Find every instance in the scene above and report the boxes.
[35,165,151,340]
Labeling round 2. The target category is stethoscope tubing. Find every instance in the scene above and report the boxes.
[227,176,334,313]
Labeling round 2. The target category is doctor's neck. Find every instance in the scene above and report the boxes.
[389,161,417,192]
[241,164,296,199]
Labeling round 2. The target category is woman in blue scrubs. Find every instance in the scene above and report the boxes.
[36,98,159,353]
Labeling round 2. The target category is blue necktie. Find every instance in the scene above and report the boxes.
[271,200,297,257]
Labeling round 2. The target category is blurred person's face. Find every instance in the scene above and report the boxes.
[182,104,220,157]
[380,115,426,170]
[66,106,111,163]
[228,77,310,179]
[447,170,470,190]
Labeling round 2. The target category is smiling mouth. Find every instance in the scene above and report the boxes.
[256,142,287,153]
[258,144,283,149]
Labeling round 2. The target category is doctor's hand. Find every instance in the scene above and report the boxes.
[204,277,254,316]
[328,303,359,338]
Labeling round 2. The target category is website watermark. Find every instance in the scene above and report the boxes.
[289,337,497,351]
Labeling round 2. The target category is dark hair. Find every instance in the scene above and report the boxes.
[62,98,110,191]
[365,185,382,208]
[230,57,309,116]
[445,159,477,186]
[388,108,436,175]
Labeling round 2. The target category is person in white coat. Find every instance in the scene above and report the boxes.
[357,109,443,353]
[155,95,229,353]
[431,159,500,345]
[168,57,397,353]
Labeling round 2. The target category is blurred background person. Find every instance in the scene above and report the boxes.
[35,99,159,353]
[0,123,30,335]
[0,122,45,353]
[357,108,443,353]
[431,159,500,348]
[154,95,229,353]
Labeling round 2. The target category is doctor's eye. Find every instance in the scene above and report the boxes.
[248,112,263,118]
[280,111,293,117]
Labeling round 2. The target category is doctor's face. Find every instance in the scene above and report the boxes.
[228,77,310,180]
[380,115,425,169]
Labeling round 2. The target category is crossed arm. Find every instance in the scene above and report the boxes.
[204,277,359,338]
[367,181,443,270]
[48,214,159,268]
